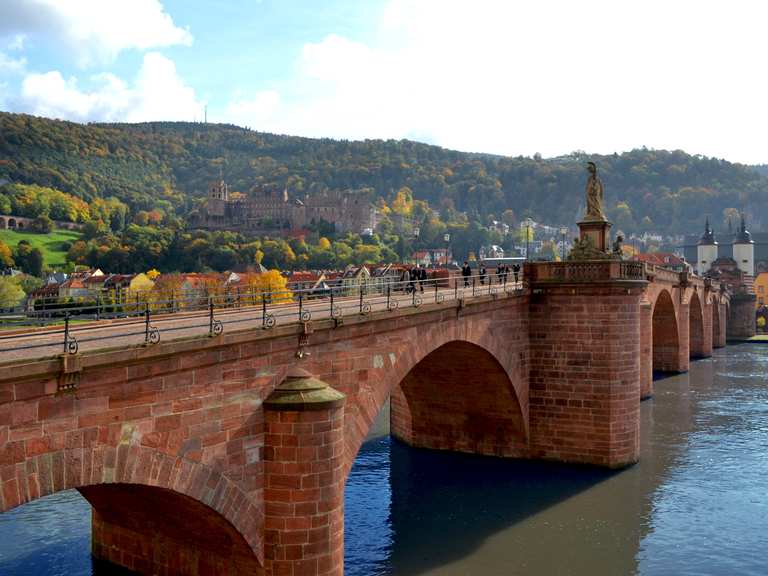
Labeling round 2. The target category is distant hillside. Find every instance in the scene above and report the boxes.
[1,111,767,234]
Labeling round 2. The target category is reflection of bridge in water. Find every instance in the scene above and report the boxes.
[0,260,741,575]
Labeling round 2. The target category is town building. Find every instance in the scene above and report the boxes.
[754,272,768,307]
[196,180,377,235]
[636,252,691,273]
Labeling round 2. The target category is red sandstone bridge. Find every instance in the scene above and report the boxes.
[0,262,735,575]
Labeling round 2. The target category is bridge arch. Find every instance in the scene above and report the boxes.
[652,289,682,372]
[7,217,16,229]
[1,445,263,574]
[0,216,6,229]
[389,340,527,458]
[338,322,529,472]
[689,292,706,358]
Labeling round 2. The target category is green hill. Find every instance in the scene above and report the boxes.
[0,228,83,268]
[1,111,767,235]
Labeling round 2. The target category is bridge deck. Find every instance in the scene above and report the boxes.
[0,281,522,365]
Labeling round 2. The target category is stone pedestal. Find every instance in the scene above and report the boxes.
[578,218,612,252]
[263,368,346,576]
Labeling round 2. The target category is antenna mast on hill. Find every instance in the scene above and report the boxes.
[204,105,208,124]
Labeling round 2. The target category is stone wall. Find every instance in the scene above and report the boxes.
[727,294,757,340]
[528,282,644,468]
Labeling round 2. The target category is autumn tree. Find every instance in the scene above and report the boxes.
[0,276,25,309]
[0,241,14,268]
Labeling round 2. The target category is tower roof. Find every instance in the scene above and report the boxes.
[698,217,717,246]
[735,214,753,244]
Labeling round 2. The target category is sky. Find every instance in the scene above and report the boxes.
[1,0,767,164]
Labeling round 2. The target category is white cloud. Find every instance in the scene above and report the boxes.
[19,52,203,122]
[0,0,191,66]
[0,52,26,73]
[222,0,768,164]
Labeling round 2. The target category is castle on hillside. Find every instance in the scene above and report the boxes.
[195,180,377,235]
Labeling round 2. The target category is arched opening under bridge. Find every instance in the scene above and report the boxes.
[389,340,527,456]
[689,292,706,358]
[652,289,682,372]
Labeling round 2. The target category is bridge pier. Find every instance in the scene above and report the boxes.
[264,368,346,576]
[526,262,646,468]
[713,301,727,348]
[640,301,653,399]
[727,293,757,341]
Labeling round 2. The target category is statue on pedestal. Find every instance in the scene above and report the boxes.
[569,161,618,260]
[584,161,606,221]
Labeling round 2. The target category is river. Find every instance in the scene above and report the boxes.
[1,344,767,575]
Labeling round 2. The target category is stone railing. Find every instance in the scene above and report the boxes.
[642,263,682,284]
[525,260,646,283]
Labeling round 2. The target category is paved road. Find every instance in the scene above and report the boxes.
[0,281,520,364]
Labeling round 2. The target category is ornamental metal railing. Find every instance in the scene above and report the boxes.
[0,271,523,361]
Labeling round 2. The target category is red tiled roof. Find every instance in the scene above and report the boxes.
[636,252,685,267]
[30,284,60,297]
[289,271,322,283]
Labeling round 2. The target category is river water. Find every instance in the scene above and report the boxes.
[2,344,767,575]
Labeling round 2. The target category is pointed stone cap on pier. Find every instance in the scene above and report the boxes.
[264,367,345,411]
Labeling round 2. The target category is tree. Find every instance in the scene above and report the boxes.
[239,270,293,303]
[15,243,44,277]
[82,219,108,240]
[0,277,25,309]
[66,240,90,265]
[0,241,13,268]
[391,187,413,216]
[352,244,381,265]
[29,214,53,233]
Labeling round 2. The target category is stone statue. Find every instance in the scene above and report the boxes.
[585,161,606,221]
[612,234,624,257]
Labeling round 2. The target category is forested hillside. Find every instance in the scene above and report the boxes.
[1,111,766,235]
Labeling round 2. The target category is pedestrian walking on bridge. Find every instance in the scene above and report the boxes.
[461,261,472,288]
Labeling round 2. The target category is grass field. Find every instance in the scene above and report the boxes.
[0,228,83,268]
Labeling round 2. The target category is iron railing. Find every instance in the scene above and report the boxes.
[0,272,522,360]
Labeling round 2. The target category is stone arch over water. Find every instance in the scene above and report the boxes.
[689,292,706,358]
[0,445,264,575]
[652,289,682,372]
[389,340,527,457]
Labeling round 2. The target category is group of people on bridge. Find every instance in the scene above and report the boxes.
[461,261,520,288]
[399,265,429,294]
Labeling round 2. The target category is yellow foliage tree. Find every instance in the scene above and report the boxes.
[318,237,331,250]
[391,187,413,216]
[146,268,161,280]
[0,241,14,268]
[240,270,293,304]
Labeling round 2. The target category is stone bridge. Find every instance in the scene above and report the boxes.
[0,214,83,231]
[0,261,731,576]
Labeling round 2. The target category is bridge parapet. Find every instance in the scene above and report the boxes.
[524,260,645,284]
